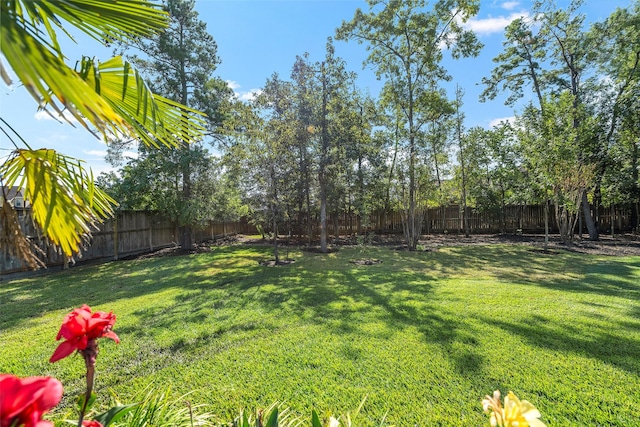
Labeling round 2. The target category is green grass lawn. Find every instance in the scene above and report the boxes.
[1,244,639,426]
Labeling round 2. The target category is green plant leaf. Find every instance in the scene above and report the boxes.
[76,391,96,413]
[93,403,139,426]
[311,410,322,427]
[235,410,250,427]
[0,149,116,256]
[264,407,279,427]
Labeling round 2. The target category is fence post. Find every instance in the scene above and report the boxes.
[114,215,119,261]
[149,214,153,252]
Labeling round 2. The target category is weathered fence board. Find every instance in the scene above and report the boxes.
[1,211,255,275]
[1,204,634,275]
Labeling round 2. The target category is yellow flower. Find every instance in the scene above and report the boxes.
[483,390,546,427]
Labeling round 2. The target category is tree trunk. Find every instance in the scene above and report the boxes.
[631,138,639,231]
[319,62,329,254]
[179,47,192,251]
[180,150,192,251]
[273,208,279,264]
[320,184,327,253]
[581,191,599,240]
[544,197,549,251]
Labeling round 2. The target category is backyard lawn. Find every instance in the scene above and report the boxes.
[1,244,639,426]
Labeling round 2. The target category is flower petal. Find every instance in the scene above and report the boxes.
[49,340,78,362]
[102,330,120,343]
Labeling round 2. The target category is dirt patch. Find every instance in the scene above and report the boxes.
[527,248,565,255]
[413,233,640,256]
[351,259,382,265]
[127,233,640,261]
[125,245,210,260]
[258,259,296,267]
[301,246,340,254]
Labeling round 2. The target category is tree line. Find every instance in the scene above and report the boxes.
[98,0,639,256]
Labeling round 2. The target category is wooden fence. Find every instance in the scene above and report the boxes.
[1,204,634,276]
[1,210,255,276]
[325,204,633,236]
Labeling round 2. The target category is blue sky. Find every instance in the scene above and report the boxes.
[0,0,632,176]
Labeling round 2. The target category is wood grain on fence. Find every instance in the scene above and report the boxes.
[1,204,633,274]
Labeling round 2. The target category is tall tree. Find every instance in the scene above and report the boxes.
[336,0,482,250]
[589,2,640,229]
[484,0,602,240]
[537,0,599,240]
[121,0,230,250]
[314,39,354,253]
[480,13,551,242]
[454,85,470,236]
[290,54,316,244]
[251,74,297,263]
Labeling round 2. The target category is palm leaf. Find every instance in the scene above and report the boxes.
[3,0,168,52]
[1,17,207,147]
[1,0,207,146]
[0,198,46,270]
[80,56,208,148]
[0,149,116,257]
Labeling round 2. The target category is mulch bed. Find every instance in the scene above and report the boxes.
[258,259,296,267]
[301,246,340,254]
[126,233,640,260]
[350,259,382,265]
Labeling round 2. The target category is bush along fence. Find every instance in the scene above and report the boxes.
[1,204,634,275]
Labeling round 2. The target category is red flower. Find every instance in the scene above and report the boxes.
[0,374,63,427]
[50,305,120,363]
[82,421,103,427]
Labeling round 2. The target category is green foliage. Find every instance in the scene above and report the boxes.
[1,246,639,425]
[2,149,115,256]
[336,0,482,250]
[110,0,233,248]
[93,403,139,427]
[105,386,214,427]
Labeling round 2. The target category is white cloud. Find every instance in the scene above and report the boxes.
[489,116,516,128]
[225,80,262,102]
[36,132,68,146]
[238,89,262,102]
[83,150,107,157]
[501,1,520,11]
[465,12,529,35]
[122,150,139,160]
[83,149,137,160]
[34,109,78,123]
[226,80,241,90]
[85,163,117,176]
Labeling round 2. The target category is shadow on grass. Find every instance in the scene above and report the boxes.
[478,314,640,376]
[108,249,486,378]
[0,247,262,329]
[406,245,640,298]
[2,244,638,378]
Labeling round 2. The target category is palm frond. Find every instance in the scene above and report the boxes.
[3,0,168,50]
[1,0,206,147]
[0,149,116,257]
[80,56,208,148]
[0,197,46,270]
[0,0,210,262]
[1,13,138,139]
